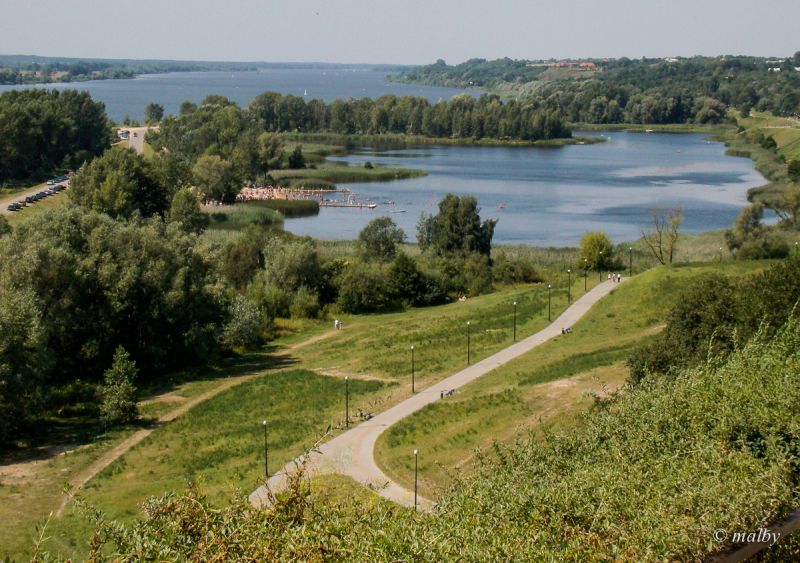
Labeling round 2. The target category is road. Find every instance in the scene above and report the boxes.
[123,126,156,155]
[249,277,626,511]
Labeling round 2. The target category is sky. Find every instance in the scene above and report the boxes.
[1,0,798,65]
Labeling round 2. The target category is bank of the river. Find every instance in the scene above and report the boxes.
[281,131,604,149]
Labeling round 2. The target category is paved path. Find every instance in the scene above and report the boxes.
[250,278,625,511]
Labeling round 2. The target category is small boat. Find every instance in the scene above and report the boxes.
[645,129,654,133]
[304,88,308,96]
[391,209,407,213]
[497,202,506,209]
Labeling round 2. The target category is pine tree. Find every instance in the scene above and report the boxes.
[98,347,138,426]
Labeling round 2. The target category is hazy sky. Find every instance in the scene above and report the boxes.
[1,0,798,64]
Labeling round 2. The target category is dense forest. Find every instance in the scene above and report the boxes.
[151,91,570,158]
[0,89,111,184]
[392,54,800,124]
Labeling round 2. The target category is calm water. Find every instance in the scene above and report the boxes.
[284,132,764,246]
[0,69,763,245]
[0,67,482,122]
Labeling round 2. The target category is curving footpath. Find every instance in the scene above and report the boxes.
[250,278,625,511]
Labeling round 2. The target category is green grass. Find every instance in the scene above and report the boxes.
[40,369,391,559]
[375,260,771,497]
[5,190,71,227]
[271,162,427,185]
[297,276,595,387]
[279,131,599,148]
[243,198,319,218]
[204,203,284,231]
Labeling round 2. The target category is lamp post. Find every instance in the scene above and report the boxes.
[629,247,633,278]
[547,284,552,321]
[584,258,588,292]
[345,375,349,428]
[466,321,471,366]
[411,345,415,394]
[262,420,268,479]
[413,449,419,512]
[719,247,723,262]
[567,269,572,304]
[513,301,517,342]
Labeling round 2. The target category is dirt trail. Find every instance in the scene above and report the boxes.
[52,328,338,516]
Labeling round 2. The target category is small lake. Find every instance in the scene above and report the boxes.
[284,131,764,247]
[0,67,482,122]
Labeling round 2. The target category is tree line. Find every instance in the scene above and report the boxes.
[0,89,111,184]
[394,54,800,123]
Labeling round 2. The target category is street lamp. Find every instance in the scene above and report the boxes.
[513,301,517,342]
[411,345,416,394]
[719,247,723,262]
[262,420,268,480]
[629,247,633,278]
[413,449,419,512]
[584,258,588,292]
[466,321,471,366]
[547,284,552,321]
[567,269,572,304]
[345,375,350,428]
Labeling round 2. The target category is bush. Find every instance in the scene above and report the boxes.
[248,276,291,319]
[98,347,138,426]
[290,286,321,319]
[736,231,790,260]
[222,295,263,349]
[336,261,394,313]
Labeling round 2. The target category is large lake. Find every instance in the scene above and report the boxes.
[285,132,764,246]
[0,67,481,122]
[1,68,763,245]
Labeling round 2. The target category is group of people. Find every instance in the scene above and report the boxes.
[608,273,623,283]
[334,319,343,330]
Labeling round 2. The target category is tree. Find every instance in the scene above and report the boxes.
[358,217,406,261]
[419,194,496,257]
[578,231,614,270]
[68,147,169,218]
[144,103,164,123]
[642,207,683,265]
[257,133,284,181]
[0,286,50,441]
[98,346,138,426]
[169,188,208,233]
[725,203,764,251]
[222,295,262,349]
[192,155,240,203]
[771,184,800,226]
[287,145,305,169]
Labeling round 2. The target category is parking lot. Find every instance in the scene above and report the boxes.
[1,176,70,216]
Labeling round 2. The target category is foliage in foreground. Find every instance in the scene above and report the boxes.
[60,316,800,561]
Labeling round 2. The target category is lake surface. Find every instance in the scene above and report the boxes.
[284,132,764,246]
[0,67,482,122]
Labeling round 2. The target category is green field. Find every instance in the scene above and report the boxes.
[374,260,770,498]
[270,162,426,186]
[204,203,284,231]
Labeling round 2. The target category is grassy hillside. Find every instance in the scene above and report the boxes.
[375,261,769,497]
[49,310,800,561]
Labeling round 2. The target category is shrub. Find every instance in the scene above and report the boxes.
[248,275,291,319]
[336,261,394,313]
[290,286,321,319]
[222,295,263,349]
